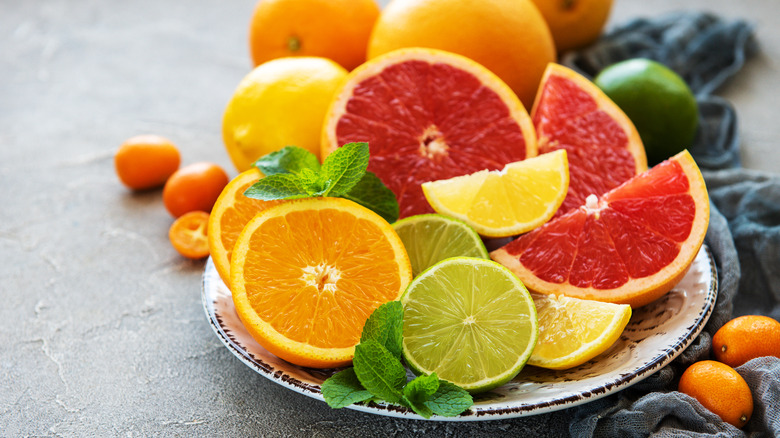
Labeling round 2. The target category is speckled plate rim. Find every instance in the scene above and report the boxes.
[202,244,717,421]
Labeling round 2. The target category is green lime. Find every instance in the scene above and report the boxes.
[400,257,538,393]
[393,214,489,277]
[594,58,698,165]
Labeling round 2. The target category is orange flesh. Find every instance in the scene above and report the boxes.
[219,179,283,264]
[501,157,694,290]
[534,69,644,216]
[334,60,531,218]
[242,208,403,348]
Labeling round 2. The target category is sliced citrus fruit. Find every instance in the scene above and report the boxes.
[401,257,538,393]
[169,211,210,260]
[528,293,631,370]
[322,47,538,218]
[491,150,709,308]
[392,214,489,277]
[207,168,285,285]
[532,63,647,217]
[230,197,413,368]
[421,149,569,238]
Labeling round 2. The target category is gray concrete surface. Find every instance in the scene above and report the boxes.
[1,0,777,436]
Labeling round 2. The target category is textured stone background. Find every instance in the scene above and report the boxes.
[1,0,777,436]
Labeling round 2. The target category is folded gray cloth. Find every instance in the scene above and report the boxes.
[559,11,780,438]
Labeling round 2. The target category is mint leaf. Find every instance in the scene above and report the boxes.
[360,301,403,359]
[400,373,440,419]
[321,142,370,196]
[353,339,406,403]
[321,368,373,409]
[343,171,399,223]
[298,167,327,196]
[425,380,473,417]
[254,146,321,176]
[243,173,310,200]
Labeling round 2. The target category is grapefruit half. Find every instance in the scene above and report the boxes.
[322,48,537,218]
[491,150,709,308]
[532,63,647,217]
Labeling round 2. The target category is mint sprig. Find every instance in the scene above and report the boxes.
[244,143,399,223]
[321,301,473,418]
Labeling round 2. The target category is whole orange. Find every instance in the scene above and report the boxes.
[163,162,229,218]
[367,0,556,108]
[678,360,753,428]
[114,135,180,190]
[530,0,613,53]
[248,0,380,71]
[713,315,780,367]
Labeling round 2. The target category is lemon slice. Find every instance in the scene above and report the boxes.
[393,214,489,277]
[421,149,569,238]
[401,257,538,393]
[529,293,631,370]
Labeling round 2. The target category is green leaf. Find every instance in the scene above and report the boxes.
[360,301,403,359]
[253,146,321,176]
[424,380,473,417]
[298,167,327,196]
[353,339,406,403]
[400,373,440,419]
[321,368,373,409]
[243,173,310,200]
[342,171,399,223]
[321,142,370,196]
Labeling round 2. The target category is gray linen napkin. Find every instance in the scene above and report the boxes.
[559,11,780,438]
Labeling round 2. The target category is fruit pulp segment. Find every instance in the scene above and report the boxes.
[534,73,638,216]
[506,159,695,289]
[219,178,281,260]
[393,216,488,277]
[402,261,536,384]
[242,208,402,348]
[335,60,528,217]
[533,295,626,358]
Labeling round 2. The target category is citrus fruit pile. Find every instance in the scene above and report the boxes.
[111,0,733,418]
[677,314,780,428]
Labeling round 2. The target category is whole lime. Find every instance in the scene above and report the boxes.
[594,59,698,165]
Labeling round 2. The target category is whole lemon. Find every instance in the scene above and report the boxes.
[594,58,698,166]
[222,57,347,171]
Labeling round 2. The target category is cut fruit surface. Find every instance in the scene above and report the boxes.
[528,293,631,370]
[491,150,709,308]
[421,149,569,238]
[230,197,412,368]
[532,63,647,217]
[392,214,488,277]
[401,257,538,393]
[207,168,285,285]
[322,48,537,218]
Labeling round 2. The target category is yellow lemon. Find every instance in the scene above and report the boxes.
[222,57,347,171]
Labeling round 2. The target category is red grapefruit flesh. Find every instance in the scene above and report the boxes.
[532,63,647,217]
[322,48,537,218]
[491,150,709,308]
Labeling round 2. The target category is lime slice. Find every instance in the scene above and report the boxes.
[393,214,489,277]
[400,257,538,393]
[528,293,632,370]
[421,149,569,238]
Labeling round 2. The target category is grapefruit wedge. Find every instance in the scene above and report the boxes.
[491,150,709,308]
[532,63,647,217]
[322,48,537,218]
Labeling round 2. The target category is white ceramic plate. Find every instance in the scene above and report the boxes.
[202,245,717,421]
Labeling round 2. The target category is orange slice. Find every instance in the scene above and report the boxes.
[322,47,537,218]
[532,63,647,217]
[230,197,413,368]
[207,168,284,285]
[491,150,709,308]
